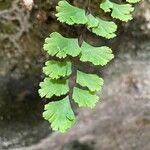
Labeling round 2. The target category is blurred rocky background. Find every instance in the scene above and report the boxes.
[0,0,150,149]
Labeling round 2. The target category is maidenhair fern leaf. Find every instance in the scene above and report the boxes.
[100,0,113,12]
[38,78,69,98]
[73,87,99,108]
[111,3,134,21]
[100,0,134,22]
[43,32,81,58]
[39,0,141,132]
[80,42,114,66]
[86,14,99,28]
[91,18,117,39]
[43,96,76,132]
[77,70,104,92]
[56,0,87,25]
[126,0,141,3]
[43,60,72,79]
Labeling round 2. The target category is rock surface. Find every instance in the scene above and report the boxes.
[14,55,150,150]
[0,0,150,149]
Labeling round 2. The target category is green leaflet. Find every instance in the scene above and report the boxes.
[43,32,81,58]
[86,14,99,28]
[43,96,76,132]
[43,60,72,79]
[100,0,113,12]
[56,0,117,39]
[86,15,117,38]
[77,70,104,92]
[80,42,114,66]
[100,0,134,22]
[91,18,117,39]
[56,0,87,25]
[126,0,141,3]
[38,78,69,98]
[73,87,99,108]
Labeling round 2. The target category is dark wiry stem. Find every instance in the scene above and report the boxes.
[68,61,77,101]
[85,0,91,15]
[78,0,91,46]
[70,0,91,100]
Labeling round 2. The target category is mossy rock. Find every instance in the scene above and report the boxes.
[0,0,12,10]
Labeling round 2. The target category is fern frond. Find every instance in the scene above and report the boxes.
[39,0,141,132]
